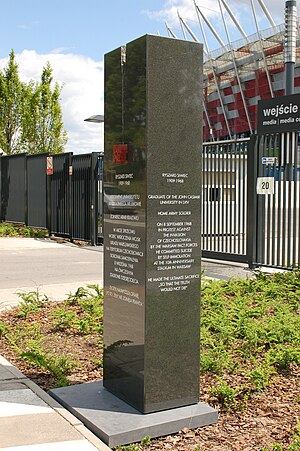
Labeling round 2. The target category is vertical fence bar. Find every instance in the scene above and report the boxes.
[282,133,288,267]
[256,136,264,266]
[0,154,1,213]
[213,147,217,252]
[276,134,284,267]
[209,147,213,251]
[228,144,232,255]
[238,143,241,255]
[266,135,271,266]
[292,132,298,267]
[287,132,293,267]
[225,142,229,253]
[202,147,205,250]
[271,134,277,267]
[233,143,237,255]
[91,152,99,245]
[241,143,245,255]
[68,153,73,241]
[218,151,224,252]
[220,146,224,253]
[247,135,257,268]
[24,155,28,226]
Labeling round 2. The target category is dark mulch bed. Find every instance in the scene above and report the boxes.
[0,303,299,450]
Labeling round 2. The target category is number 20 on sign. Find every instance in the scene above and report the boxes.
[256,177,274,195]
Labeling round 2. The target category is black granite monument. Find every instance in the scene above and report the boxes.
[50,34,217,447]
[103,34,203,414]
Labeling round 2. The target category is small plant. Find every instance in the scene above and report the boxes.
[209,377,249,411]
[209,378,238,410]
[64,285,103,335]
[289,422,300,450]
[140,435,151,446]
[90,358,103,368]
[5,323,43,351]
[115,445,138,451]
[247,362,276,390]
[0,321,8,338]
[266,346,300,372]
[16,289,48,318]
[51,306,77,331]
[19,347,78,387]
[262,423,300,450]
[65,286,91,306]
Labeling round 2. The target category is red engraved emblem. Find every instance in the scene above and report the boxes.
[113,144,128,164]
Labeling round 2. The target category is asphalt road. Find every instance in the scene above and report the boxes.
[0,238,103,309]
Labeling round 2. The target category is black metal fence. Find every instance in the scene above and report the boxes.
[0,152,101,245]
[202,138,249,263]
[1,134,300,269]
[248,132,300,269]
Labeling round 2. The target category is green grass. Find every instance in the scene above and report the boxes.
[201,271,300,409]
[0,221,48,238]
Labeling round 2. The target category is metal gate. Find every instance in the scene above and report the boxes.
[71,153,98,243]
[202,138,249,263]
[248,132,300,269]
[50,153,72,237]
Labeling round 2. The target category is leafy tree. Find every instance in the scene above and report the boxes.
[21,62,67,154]
[0,50,25,154]
[0,52,67,155]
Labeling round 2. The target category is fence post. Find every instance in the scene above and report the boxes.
[69,153,73,241]
[90,152,99,246]
[46,154,52,235]
[0,155,2,221]
[24,154,28,226]
[246,135,258,268]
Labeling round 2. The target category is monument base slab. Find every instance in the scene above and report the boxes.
[50,381,218,448]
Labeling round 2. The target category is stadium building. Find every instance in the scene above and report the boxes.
[166,0,299,142]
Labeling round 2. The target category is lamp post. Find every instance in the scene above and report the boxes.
[285,0,297,95]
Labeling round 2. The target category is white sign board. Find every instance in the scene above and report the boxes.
[262,156,278,165]
[46,156,53,175]
[256,177,274,195]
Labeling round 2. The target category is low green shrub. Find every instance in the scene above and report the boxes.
[0,221,47,238]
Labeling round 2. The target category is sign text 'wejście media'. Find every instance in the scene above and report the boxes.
[257,93,300,134]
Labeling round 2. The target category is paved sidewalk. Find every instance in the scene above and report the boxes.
[0,356,110,450]
[202,258,253,281]
[0,237,253,311]
[0,237,103,310]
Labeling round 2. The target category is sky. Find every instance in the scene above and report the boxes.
[0,0,295,154]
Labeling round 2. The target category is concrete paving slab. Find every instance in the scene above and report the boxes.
[0,412,84,448]
[50,381,218,448]
[0,381,27,391]
[0,388,52,417]
[0,356,29,380]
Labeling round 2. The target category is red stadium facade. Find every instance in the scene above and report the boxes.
[202,22,300,141]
